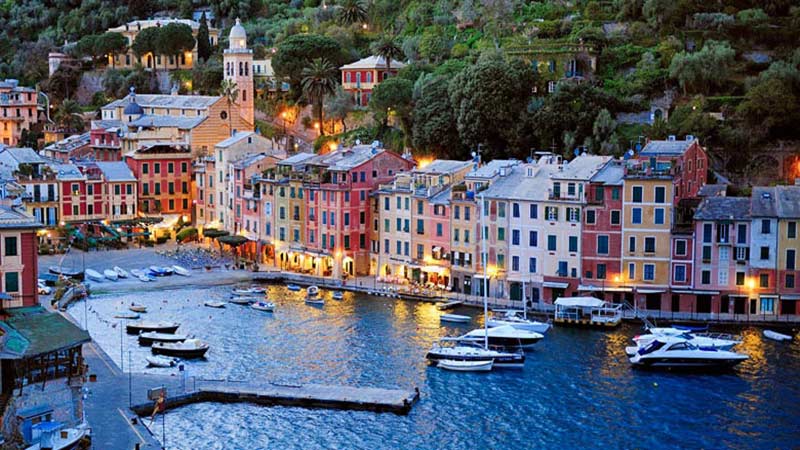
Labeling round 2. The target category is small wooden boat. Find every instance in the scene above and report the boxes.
[307,285,320,297]
[137,274,154,282]
[764,330,793,341]
[126,321,180,335]
[85,269,104,282]
[305,297,324,306]
[138,331,189,346]
[229,297,254,305]
[251,301,275,312]
[129,304,147,313]
[332,291,344,300]
[114,312,140,319]
[437,359,493,372]
[204,301,226,308]
[440,314,471,323]
[172,265,191,276]
[49,266,84,280]
[113,266,130,278]
[146,355,177,367]
[103,269,119,281]
[130,268,145,277]
[152,339,209,358]
[232,286,266,295]
[436,300,463,311]
[286,283,301,291]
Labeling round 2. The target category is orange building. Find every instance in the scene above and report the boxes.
[125,143,193,217]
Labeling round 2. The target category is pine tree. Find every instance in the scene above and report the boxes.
[197,12,211,62]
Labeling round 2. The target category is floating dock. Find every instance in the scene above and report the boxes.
[131,381,420,416]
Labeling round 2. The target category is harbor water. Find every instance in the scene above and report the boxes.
[68,284,800,449]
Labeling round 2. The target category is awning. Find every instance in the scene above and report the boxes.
[3,307,90,358]
[637,288,666,294]
[577,284,632,293]
[780,294,800,300]
[672,290,721,295]
[543,281,569,289]
[554,297,605,307]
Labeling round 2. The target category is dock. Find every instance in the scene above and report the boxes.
[436,300,463,310]
[130,380,420,416]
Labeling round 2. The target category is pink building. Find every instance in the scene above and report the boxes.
[340,56,405,107]
[231,153,281,236]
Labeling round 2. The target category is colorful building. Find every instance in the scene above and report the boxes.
[94,161,138,221]
[0,148,59,227]
[0,204,40,307]
[0,79,38,147]
[340,56,405,107]
[41,133,91,162]
[124,143,192,216]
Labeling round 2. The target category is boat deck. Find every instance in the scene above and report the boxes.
[130,380,420,416]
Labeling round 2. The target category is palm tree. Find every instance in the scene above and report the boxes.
[301,58,338,136]
[337,0,368,26]
[219,79,239,136]
[54,100,85,133]
[370,36,404,75]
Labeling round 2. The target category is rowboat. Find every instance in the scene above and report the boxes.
[138,332,189,346]
[85,269,104,282]
[440,314,471,323]
[103,269,119,281]
[764,329,793,341]
[113,266,130,278]
[286,284,301,291]
[49,266,84,280]
[172,265,191,276]
[204,301,226,308]
[332,291,344,300]
[232,286,266,295]
[146,355,177,368]
[228,297,255,305]
[129,304,147,313]
[152,339,209,358]
[114,312,140,319]
[251,301,275,312]
[438,359,493,372]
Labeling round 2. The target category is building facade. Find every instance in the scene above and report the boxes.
[0,80,38,147]
[340,56,405,107]
[0,205,40,307]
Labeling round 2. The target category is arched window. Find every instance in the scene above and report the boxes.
[366,72,372,83]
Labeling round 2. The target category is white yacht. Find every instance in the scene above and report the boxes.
[625,328,742,356]
[461,325,544,349]
[629,336,749,370]
[426,341,525,368]
[486,310,550,333]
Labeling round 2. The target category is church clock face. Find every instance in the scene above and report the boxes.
[220,111,228,120]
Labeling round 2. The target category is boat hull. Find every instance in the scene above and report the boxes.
[426,348,525,368]
[138,334,188,346]
[438,359,493,372]
[440,314,471,323]
[126,323,180,335]
[49,266,84,280]
[486,318,550,333]
[630,356,747,370]
[152,344,209,359]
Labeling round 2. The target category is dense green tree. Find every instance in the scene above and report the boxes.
[592,109,619,154]
[42,62,82,103]
[192,58,224,95]
[128,0,152,19]
[448,52,536,158]
[132,26,160,58]
[738,78,800,139]
[98,33,129,68]
[337,0,368,26]
[418,27,451,63]
[53,99,84,133]
[76,35,101,63]
[325,86,354,133]
[197,12,212,62]
[669,40,736,95]
[156,23,195,71]
[412,74,462,157]
[301,58,338,136]
[370,77,414,143]
[273,34,346,98]
[370,37,404,73]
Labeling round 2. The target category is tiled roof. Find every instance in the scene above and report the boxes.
[551,154,612,181]
[279,152,315,166]
[43,133,91,153]
[590,160,624,185]
[751,186,778,217]
[482,162,558,201]
[128,114,206,129]
[0,205,41,229]
[5,306,91,357]
[95,161,136,182]
[698,184,727,197]
[430,186,452,205]
[232,153,269,169]
[0,79,35,92]
[92,119,125,130]
[105,94,220,110]
[307,145,396,171]
[216,131,256,148]
[53,163,84,181]
[639,138,697,156]
[0,147,46,165]
[341,55,406,70]
[775,185,800,218]
[467,160,519,179]
[414,160,472,175]
[693,197,751,221]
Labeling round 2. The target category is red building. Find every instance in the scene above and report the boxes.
[303,145,415,277]
[0,204,40,308]
[340,56,405,107]
[580,160,626,303]
[638,136,708,200]
[125,143,193,216]
[89,122,123,161]
[57,163,104,223]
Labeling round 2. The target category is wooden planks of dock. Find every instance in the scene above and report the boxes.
[130,381,420,416]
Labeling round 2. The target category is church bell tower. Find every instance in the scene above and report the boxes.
[223,18,254,128]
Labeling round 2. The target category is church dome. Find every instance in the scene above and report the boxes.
[123,87,144,116]
[229,18,247,49]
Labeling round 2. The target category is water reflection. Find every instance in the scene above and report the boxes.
[68,285,800,450]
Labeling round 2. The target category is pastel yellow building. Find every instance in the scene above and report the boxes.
[106,19,219,70]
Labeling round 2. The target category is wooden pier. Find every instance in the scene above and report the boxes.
[130,380,420,416]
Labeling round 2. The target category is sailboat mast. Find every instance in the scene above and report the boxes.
[522,279,527,320]
[480,192,488,350]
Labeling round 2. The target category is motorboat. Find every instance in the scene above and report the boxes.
[138,331,189,346]
[440,314,471,324]
[229,296,257,305]
[126,321,180,335]
[25,421,90,450]
[172,265,191,276]
[130,269,145,278]
[764,329,793,341]
[627,328,742,355]
[148,266,170,277]
[460,325,544,349]
[629,336,749,370]
[437,359,493,372]
[487,310,551,334]
[204,301,226,308]
[232,286,266,295]
[426,342,525,368]
[113,266,130,278]
[251,301,275,312]
[286,284,301,291]
[137,274,154,282]
[114,312,140,319]
[307,285,320,297]
[332,291,344,300]
[146,355,177,368]
[49,266,84,281]
[129,304,147,313]
[305,297,324,306]
[152,339,209,358]
[85,269,104,282]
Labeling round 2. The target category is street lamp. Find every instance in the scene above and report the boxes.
[280,111,287,135]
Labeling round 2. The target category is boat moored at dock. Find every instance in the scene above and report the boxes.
[138,331,189,346]
[554,297,622,328]
[126,321,181,335]
[152,339,210,359]
[628,337,749,370]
